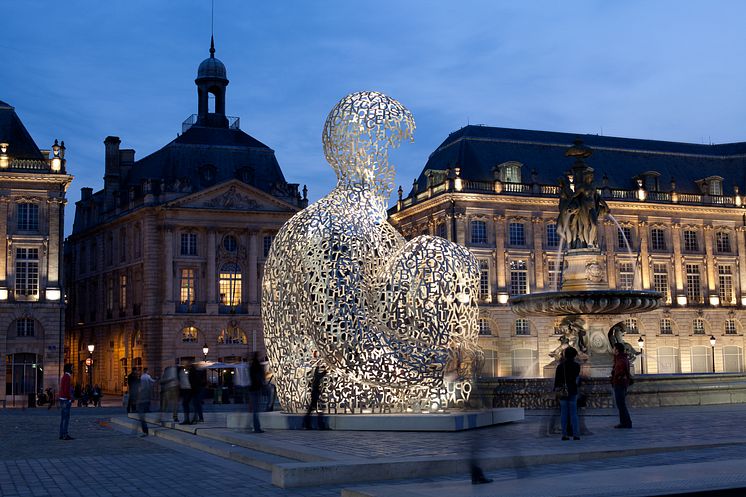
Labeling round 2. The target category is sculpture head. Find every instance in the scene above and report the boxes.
[322,91,415,198]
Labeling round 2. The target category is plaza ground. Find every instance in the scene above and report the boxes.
[3,402,746,496]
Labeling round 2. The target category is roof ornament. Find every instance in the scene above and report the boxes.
[210,35,215,58]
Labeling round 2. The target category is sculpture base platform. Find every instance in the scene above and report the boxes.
[560,248,607,291]
[226,409,524,431]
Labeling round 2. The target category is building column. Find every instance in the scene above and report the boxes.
[638,220,650,289]
[164,228,173,303]
[207,230,216,303]
[703,224,716,300]
[531,217,544,290]
[736,226,746,305]
[455,213,467,246]
[671,223,684,300]
[248,232,258,303]
[604,221,617,288]
[494,215,506,292]
[0,197,9,286]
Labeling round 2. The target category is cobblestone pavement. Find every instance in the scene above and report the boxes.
[4,404,746,496]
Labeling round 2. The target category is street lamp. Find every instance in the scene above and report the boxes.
[709,335,717,373]
[202,343,209,362]
[87,344,95,389]
[637,336,645,374]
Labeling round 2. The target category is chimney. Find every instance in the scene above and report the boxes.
[81,187,93,200]
[104,136,121,211]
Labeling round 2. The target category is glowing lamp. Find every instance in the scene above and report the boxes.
[637,336,644,350]
[0,288,8,300]
[87,344,95,354]
[46,288,61,301]
[51,157,61,172]
[710,335,717,347]
[676,295,687,306]
[709,295,720,306]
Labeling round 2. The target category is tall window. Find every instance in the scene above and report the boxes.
[436,223,447,239]
[716,231,731,253]
[686,264,701,303]
[180,269,196,304]
[119,228,127,262]
[106,233,113,266]
[683,229,698,252]
[509,260,528,295]
[690,346,711,373]
[17,203,39,231]
[723,346,744,372]
[478,260,490,299]
[223,235,238,252]
[482,349,498,377]
[15,248,39,297]
[617,227,632,250]
[693,318,705,335]
[263,235,274,257]
[119,274,127,309]
[478,318,491,336]
[618,262,634,290]
[660,317,672,335]
[106,277,114,313]
[709,179,723,196]
[657,347,681,374]
[219,263,242,306]
[718,265,734,305]
[91,242,97,270]
[546,223,559,248]
[471,221,487,244]
[547,259,560,291]
[725,319,738,335]
[133,225,142,258]
[181,233,197,256]
[79,245,87,275]
[16,318,34,337]
[653,263,670,303]
[515,318,530,336]
[508,222,525,246]
[624,317,638,334]
[651,228,666,251]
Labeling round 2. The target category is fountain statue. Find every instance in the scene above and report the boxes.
[510,140,661,376]
[262,91,483,414]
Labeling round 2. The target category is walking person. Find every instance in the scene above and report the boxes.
[555,346,581,440]
[126,368,139,413]
[248,352,265,433]
[58,364,74,440]
[303,359,326,430]
[611,342,633,429]
[160,365,180,423]
[189,363,205,423]
[136,368,154,436]
[178,363,192,425]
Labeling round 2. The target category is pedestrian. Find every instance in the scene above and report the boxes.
[189,363,206,423]
[178,363,192,425]
[91,384,102,407]
[160,365,180,423]
[248,352,265,433]
[59,364,74,440]
[555,346,581,440]
[74,383,83,407]
[137,367,154,436]
[126,368,139,413]
[303,359,326,430]
[611,342,633,429]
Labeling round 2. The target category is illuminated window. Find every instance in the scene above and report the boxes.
[718,265,734,305]
[716,232,731,254]
[547,259,560,291]
[660,318,672,335]
[686,264,701,303]
[708,179,723,196]
[515,318,530,336]
[218,326,247,345]
[180,269,196,304]
[181,326,198,343]
[508,222,525,246]
[15,248,39,297]
[16,318,34,337]
[651,228,666,251]
[219,263,242,306]
[181,233,197,256]
[17,203,39,231]
[546,223,559,248]
[683,230,698,252]
[693,318,705,335]
[471,221,487,244]
[509,260,528,295]
[618,262,634,290]
[106,277,114,313]
[500,163,522,183]
[119,274,127,309]
[478,260,490,299]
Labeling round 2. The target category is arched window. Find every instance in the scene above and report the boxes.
[723,346,744,372]
[511,349,538,377]
[219,263,242,306]
[181,326,199,343]
[217,326,247,345]
[6,353,42,395]
[656,347,680,374]
[690,346,712,373]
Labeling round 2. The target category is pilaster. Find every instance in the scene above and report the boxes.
[671,223,684,295]
[248,232,258,303]
[494,215,506,290]
[638,220,650,289]
[207,230,216,303]
[531,217,544,290]
[703,224,716,296]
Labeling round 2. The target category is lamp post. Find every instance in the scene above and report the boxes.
[87,344,95,388]
[202,343,209,362]
[710,335,717,373]
[637,336,645,374]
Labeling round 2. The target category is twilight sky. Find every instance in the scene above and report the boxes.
[3,1,746,235]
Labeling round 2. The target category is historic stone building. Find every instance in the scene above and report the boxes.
[64,41,307,394]
[0,101,72,405]
[389,125,746,378]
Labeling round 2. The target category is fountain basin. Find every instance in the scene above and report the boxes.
[510,290,662,317]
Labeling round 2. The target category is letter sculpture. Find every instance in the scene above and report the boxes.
[262,91,482,413]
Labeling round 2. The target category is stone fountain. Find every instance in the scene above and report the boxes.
[510,141,662,378]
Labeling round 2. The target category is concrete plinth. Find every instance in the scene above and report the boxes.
[226,408,524,431]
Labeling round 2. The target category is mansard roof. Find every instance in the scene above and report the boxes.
[0,101,45,160]
[414,125,746,195]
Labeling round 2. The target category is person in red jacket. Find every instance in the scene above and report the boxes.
[59,364,74,440]
[611,343,633,429]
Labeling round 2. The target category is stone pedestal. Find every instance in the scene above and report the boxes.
[560,248,607,291]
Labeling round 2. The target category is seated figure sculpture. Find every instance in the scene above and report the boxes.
[261,91,482,413]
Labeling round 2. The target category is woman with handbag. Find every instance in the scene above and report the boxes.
[554,346,581,440]
[611,342,633,429]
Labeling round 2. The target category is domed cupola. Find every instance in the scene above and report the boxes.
[195,36,230,128]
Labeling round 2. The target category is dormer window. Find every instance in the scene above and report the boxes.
[199,164,216,186]
[696,176,723,196]
[496,161,522,183]
[639,171,660,192]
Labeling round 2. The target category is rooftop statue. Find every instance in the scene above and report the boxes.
[262,91,482,413]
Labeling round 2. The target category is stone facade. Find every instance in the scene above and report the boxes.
[389,126,746,378]
[0,101,72,404]
[64,44,306,394]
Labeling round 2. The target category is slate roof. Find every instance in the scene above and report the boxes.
[0,101,45,160]
[414,125,746,195]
